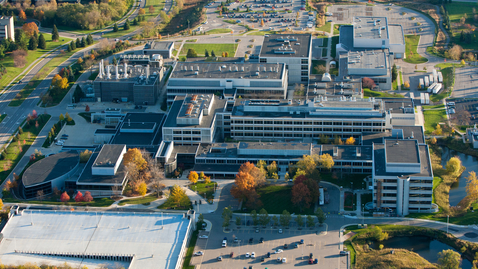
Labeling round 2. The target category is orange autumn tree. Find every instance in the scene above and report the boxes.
[22,22,39,37]
[18,9,26,21]
[231,162,264,209]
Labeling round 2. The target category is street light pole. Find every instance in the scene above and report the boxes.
[362,204,365,225]
[447,215,449,234]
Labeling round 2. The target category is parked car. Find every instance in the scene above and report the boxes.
[309,259,313,264]
[249,237,254,243]
[267,252,271,258]
[199,235,208,239]
[246,252,250,258]
[314,258,318,264]
[230,252,234,258]
[259,237,264,243]
[282,258,287,263]
[300,239,304,244]
[251,252,255,258]
[278,229,283,234]
[261,257,265,262]
[217,256,223,261]
[255,228,260,233]
[274,249,283,254]
[194,251,204,256]
[309,253,313,259]
[340,251,349,256]
[284,244,288,249]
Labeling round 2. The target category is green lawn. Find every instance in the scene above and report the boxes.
[0,114,51,184]
[330,36,339,59]
[407,208,478,225]
[445,2,478,50]
[333,24,350,35]
[435,63,464,69]
[0,33,72,92]
[361,193,373,207]
[179,43,236,57]
[422,107,446,134]
[158,195,192,210]
[189,181,217,200]
[118,195,159,205]
[207,28,232,34]
[311,60,326,74]
[78,112,92,123]
[315,22,331,33]
[392,78,398,91]
[320,37,328,47]
[321,48,327,58]
[103,0,165,39]
[182,230,199,269]
[88,72,99,80]
[0,114,6,124]
[243,185,315,215]
[363,88,403,98]
[432,176,442,203]
[403,35,428,64]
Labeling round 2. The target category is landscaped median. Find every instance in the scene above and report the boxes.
[403,35,428,64]
[0,113,51,184]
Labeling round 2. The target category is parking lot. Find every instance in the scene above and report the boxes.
[448,99,478,126]
[452,65,478,99]
[202,0,316,33]
[192,225,347,269]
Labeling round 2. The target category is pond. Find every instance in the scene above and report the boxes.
[370,236,472,268]
[440,147,477,206]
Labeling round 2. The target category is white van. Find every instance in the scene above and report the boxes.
[222,240,227,247]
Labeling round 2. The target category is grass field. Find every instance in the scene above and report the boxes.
[207,28,232,34]
[0,115,6,124]
[182,230,198,269]
[189,181,217,200]
[316,22,331,33]
[403,35,428,64]
[333,24,349,35]
[158,195,192,210]
[445,2,478,50]
[4,196,115,207]
[363,88,403,98]
[422,106,446,134]
[0,114,50,184]
[103,0,165,39]
[179,43,236,57]
[243,185,315,215]
[118,195,159,205]
[0,33,72,92]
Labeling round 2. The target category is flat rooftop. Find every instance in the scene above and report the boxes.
[347,50,387,70]
[170,62,284,80]
[112,113,165,146]
[374,143,432,177]
[93,144,125,168]
[383,98,414,114]
[0,210,190,269]
[385,139,419,164]
[78,152,127,184]
[259,34,311,58]
[164,96,226,128]
[353,16,388,40]
[144,41,174,50]
[388,25,404,45]
[94,65,161,83]
[22,151,79,187]
[321,145,373,161]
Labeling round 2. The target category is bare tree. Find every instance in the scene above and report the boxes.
[36,190,44,201]
[151,179,166,197]
[13,50,28,68]
[448,45,463,60]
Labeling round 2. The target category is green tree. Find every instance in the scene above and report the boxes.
[280,210,291,227]
[259,208,270,226]
[124,19,131,30]
[371,226,389,241]
[81,37,86,47]
[438,249,461,269]
[235,216,241,226]
[222,206,232,228]
[67,42,72,52]
[113,23,119,32]
[87,34,93,45]
[272,215,279,226]
[198,213,204,223]
[28,37,37,50]
[205,49,209,57]
[315,208,326,225]
[296,214,304,228]
[306,215,315,227]
[251,209,259,225]
[211,50,215,57]
[76,38,81,48]
[446,157,462,176]
[186,48,198,58]
[52,25,59,41]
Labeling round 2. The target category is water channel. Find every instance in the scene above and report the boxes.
[370,236,472,268]
[440,147,477,207]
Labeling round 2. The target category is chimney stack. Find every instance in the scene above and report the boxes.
[124,62,128,79]
[106,65,111,79]
[98,60,103,78]
[115,64,119,80]
[146,65,150,78]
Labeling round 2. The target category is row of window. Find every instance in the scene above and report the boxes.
[335,161,373,167]
[377,186,433,191]
[173,130,201,135]
[231,127,380,132]
[231,132,382,137]
[231,120,385,126]
[173,137,202,141]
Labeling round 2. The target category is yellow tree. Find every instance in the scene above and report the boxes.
[18,9,26,21]
[188,171,199,184]
[261,19,265,27]
[345,137,355,145]
[319,153,335,170]
[199,171,205,180]
[137,182,147,196]
[139,8,146,15]
[231,171,256,201]
[446,157,462,176]
[466,171,478,201]
[58,78,69,90]
[123,148,147,171]
[170,185,187,206]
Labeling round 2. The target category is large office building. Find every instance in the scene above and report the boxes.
[93,57,164,105]
[166,62,288,103]
[336,17,405,90]
[254,34,313,84]
[0,16,14,42]
[372,128,434,216]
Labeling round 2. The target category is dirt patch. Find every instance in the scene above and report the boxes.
[160,0,207,35]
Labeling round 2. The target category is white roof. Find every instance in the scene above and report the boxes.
[0,210,191,269]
